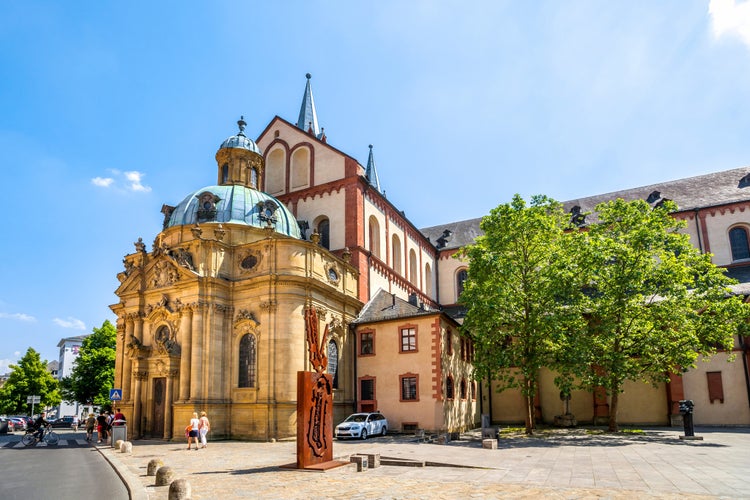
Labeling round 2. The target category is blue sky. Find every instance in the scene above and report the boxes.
[3,1,750,372]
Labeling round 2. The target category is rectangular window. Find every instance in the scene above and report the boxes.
[360,331,374,355]
[400,375,418,401]
[707,371,724,404]
[360,378,374,401]
[400,327,417,352]
[446,330,452,355]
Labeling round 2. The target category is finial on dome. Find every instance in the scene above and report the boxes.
[306,73,312,79]
[369,144,373,150]
[237,116,247,136]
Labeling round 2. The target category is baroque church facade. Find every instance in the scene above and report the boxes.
[112,75,749,441]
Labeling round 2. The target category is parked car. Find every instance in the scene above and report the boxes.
[0,417,14,434]
[334,412,388,440]
[49,415,79,430]
[9,417,27,431]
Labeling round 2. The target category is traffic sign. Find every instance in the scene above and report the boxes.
[26,395,40,403]
[109,389,123,401]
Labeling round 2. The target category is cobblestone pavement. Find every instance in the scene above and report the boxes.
[94,427,749,500]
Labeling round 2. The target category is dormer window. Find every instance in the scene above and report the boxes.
[646,191,661,204]
[570,205,586,227]
[739,173,750,188]
[196,192,220,222]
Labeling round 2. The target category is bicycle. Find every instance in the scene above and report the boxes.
[21,425,59,446]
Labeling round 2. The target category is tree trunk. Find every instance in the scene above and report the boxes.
[608,389,619,432]
[524,377,534,435]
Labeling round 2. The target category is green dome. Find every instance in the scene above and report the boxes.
[167,184,301,239]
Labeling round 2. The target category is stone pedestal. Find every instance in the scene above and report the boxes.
[296,371,333,468]
[482,438,497,449]
[553,414,578,427]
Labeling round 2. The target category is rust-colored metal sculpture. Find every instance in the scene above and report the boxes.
[305,306,328,374]
[295,306,338,469]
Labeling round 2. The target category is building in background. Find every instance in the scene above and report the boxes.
[52,335,88,418]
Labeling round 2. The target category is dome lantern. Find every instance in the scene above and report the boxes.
[216,116,264,189]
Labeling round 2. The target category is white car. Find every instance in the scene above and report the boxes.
[334,412,388,440]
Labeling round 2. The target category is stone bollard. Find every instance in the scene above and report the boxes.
[115,439,124,449]
[155,466,175,486]
[120,441,133,454]
[168,478,192,500]
[366,453,380,468]
[147,458,164,476]
[482,438,497,450]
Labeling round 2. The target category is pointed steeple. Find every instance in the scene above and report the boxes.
[365,144,382,193]
[296,73,322,138]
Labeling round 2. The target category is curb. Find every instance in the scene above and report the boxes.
[93,444,148,500]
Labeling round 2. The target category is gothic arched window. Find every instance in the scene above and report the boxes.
[238,334,256,388]
[456,268,468,299]
[730,226,750,261]
[318,218,330,250]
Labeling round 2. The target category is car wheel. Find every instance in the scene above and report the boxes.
[381,426,387,437]
[360,429,367,440]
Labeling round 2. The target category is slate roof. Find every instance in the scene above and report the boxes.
[420,166,750,251]
[562,166,750,217]
[353,288,451,325]
[420,217,484,252]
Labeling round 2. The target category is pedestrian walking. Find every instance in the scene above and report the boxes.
[96,411,107,444]
[198,411,210,448]
[186,412,200,450]
[85,413,96,442]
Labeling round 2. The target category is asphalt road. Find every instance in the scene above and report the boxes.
[0,428,128,500]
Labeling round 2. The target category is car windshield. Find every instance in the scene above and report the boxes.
[344,414,368,423]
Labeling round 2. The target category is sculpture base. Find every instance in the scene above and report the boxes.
[280,460,349,472]
[296,371,333,469]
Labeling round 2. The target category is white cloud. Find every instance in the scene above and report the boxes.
[91,169,151,192]
[124,170,152,192]
[53,317,86,330]
[709,0,750,48]
[0,358,17,374]
[0,312,36,322]
[91,176,114,187]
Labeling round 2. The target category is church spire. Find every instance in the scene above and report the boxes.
[365,144,382,193]
[296,73,322,138]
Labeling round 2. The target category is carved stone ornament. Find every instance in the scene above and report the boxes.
[170,247,195,271]
[151,260,180,288]
[259,300,277,312]
[214,223,226,242]
[126,335,151,359]
[234,310,260,337]
[152,234,170,257]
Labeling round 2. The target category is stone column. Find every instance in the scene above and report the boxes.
[115,319,125,392]
[179,308,193,401]
[165,371,175,439]
[132,370,145,438]
[190,304,204,401]
[123,318,134,401]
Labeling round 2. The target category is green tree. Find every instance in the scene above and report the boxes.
[459,194,585,435]
[574,199,749,432]
[60,320,116,409]
[0,348,61,414]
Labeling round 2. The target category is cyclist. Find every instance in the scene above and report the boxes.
[31,411,50,441]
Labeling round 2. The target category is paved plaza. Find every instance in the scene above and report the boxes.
[96,426,750,500]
